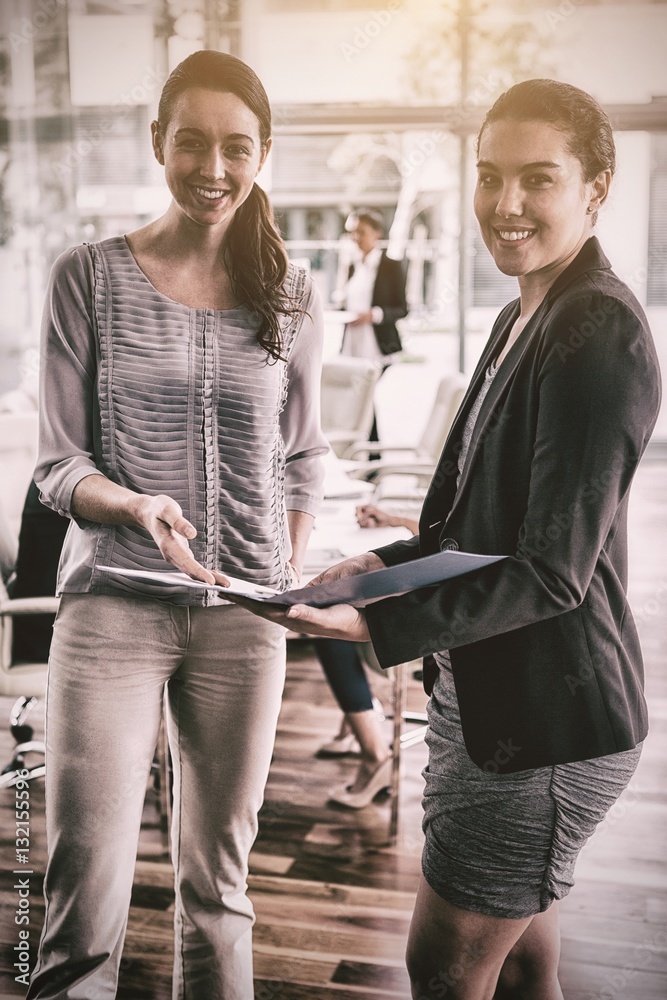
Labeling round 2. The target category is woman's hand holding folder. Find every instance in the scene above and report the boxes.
[225,551,385,641]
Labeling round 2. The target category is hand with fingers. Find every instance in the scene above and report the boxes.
[306,550,385,587]
[355,504,388,528]
[136,493,230,588]
[355,504,419,535]
[225,548,385,638]
[347,310,373,327]
[226,591,370,643]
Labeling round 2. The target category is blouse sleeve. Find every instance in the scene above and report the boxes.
[34,245,104,517]
[280,275,329,515]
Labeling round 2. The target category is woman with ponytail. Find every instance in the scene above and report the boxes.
[29,50,328,1000]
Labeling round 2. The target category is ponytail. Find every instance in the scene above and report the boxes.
[225,183,301,362]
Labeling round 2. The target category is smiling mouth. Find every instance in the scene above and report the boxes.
[495,228,535,243]
[193,186,231,201]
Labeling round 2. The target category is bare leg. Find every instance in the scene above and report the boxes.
[333,713,353,740]
[345,709,391,792]
[406,876,536,1000]
[494,903,564,999]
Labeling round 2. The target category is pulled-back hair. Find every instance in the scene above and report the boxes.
[347,208,385,235]
[156,50,297,361]
[477,79,616,199]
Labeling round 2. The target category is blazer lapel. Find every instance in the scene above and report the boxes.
[450,236,609,458]
[440,298,519,462]
[421,236,613,532]
[445,295,549,516]
[419,301,519,533]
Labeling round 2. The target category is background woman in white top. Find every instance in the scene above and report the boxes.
[339,208,407,445]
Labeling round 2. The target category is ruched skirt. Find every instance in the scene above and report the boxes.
[421,654,642,919]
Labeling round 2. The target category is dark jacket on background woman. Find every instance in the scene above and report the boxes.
[347,250,407,356]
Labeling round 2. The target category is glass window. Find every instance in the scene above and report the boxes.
[647,132,667,307]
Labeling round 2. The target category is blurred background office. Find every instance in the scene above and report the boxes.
[0,0,665,448]
[0,3,665,998]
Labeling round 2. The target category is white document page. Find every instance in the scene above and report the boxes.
[100,550,505,609]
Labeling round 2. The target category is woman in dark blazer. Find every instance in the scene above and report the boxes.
[339,208,408,445]
[236,80,661,999]
[340,208,408,359]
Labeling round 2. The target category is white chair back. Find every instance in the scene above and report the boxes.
[321,357,381,437]
[0,411,39,540]
[414,373,468,463]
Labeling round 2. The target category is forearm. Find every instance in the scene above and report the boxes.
[71,474,220,584]
[71,473,149,527]
[287,509,315,578]
[387,513,419,533]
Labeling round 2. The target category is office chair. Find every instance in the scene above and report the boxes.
[320,356,383,458]
[343,371,468,476]
[0,508,56,788]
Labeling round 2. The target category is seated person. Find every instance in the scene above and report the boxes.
[10,480,68,662]
[314,504,418,809]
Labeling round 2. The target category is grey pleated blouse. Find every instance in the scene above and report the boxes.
[35,237,328,604]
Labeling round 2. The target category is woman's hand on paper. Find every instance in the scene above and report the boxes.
[355,504,393,528]
[224,549,383,638]
[284,602,370,641]
[355,504,419,535]
[137,494,230,587]
[226,549,379,638]
[71,476,229,587]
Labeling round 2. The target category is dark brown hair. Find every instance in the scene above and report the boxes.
[156,50,298,361]
[347,208,385,235]
[477,79,615,223]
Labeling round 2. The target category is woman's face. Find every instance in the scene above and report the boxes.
[474,119,609,289]
[349,220,381,256]
[152,87,270,231]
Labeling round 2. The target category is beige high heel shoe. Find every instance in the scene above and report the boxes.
[315,730,361,757]
[327,754,393,809]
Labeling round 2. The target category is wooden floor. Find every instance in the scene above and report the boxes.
[1,459,666,999]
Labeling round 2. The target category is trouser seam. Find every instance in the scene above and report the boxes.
[27,662,52,993]
[173,660,186,1000]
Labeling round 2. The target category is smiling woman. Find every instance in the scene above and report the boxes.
[159,97,264,221]
[236,79,662,1000]
[474,135,610,365]
[27,50,328,1000]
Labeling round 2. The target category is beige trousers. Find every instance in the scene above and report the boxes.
[28,593,286,1000]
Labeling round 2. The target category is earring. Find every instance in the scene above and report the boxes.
[587,205,595,214]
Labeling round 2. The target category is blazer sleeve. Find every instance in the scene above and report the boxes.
[373,256,408,327]
[365,290,661,666]
[371,535,421,566]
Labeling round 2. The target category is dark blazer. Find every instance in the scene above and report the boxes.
[366,238,661,773]
[346,251,407,356]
